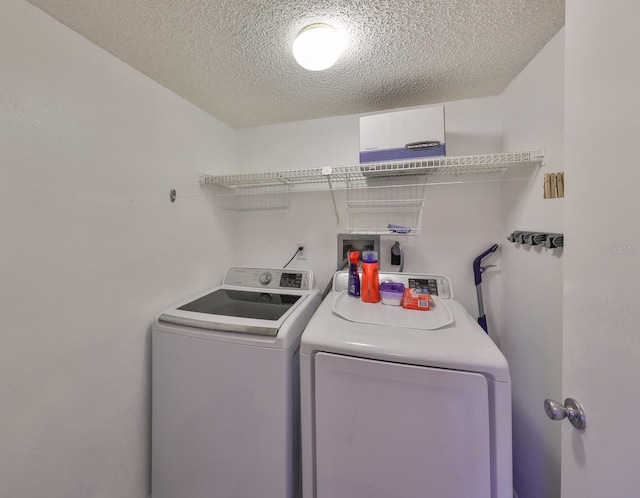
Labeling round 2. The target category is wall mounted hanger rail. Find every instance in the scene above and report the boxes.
[507,231,563,248]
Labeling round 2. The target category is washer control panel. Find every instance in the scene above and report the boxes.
[333,271,452,299]
[224,267,313,290]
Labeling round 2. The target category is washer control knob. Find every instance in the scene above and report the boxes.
[258,272,272,285]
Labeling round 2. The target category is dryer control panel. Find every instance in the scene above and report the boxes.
[333,271,452,299]
[224,267,314,291]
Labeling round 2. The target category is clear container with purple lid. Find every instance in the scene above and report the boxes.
[379,282,405,306]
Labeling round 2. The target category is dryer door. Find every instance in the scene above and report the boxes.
[314,352,491,498]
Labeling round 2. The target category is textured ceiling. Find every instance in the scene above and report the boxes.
[26,0,564,129]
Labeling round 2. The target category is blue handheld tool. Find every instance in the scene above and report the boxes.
[473,244,499,334]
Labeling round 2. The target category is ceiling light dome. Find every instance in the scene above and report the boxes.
[292,23,344,71]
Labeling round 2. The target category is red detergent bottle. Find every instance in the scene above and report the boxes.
[361,251,380,303]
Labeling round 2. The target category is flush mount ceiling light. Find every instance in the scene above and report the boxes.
[292,23,344,71]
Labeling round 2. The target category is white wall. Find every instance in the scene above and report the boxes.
[234,97,504,323]
[562,2,640,495]
[0,1,236,497]
[499,29,565,498]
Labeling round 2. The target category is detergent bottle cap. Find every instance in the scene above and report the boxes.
[362,251,378,263]
[349,251,360,264]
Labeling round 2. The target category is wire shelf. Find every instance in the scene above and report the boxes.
[346,199,424,235]
[201,150,544,215]
[215,184,292,211]
[201,151,543,192]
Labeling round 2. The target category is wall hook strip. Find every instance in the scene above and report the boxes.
[507,231,563,248]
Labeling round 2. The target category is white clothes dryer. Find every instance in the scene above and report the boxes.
[152,267,321,498]
[300,271,511,498]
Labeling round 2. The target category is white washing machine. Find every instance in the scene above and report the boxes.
[152,267,321,498]
[300,271,511,498]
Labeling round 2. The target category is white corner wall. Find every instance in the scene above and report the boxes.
[562,1,640,494]
[233,97,504,323]
[0,1,236,497]
[500,29,565,498]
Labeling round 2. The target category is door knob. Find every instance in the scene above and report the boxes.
[544,398,586,430]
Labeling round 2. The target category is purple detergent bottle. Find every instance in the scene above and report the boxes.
[348,251,361,297]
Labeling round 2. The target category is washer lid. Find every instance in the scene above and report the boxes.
[301,291,510,382]
[178,289,302,321]
[159,289,305,336]
[158,267,317,337]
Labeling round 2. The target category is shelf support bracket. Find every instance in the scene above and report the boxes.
[323,167,340,225]
[531,148,546,167]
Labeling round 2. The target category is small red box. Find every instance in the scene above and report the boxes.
[402,288,431,311]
